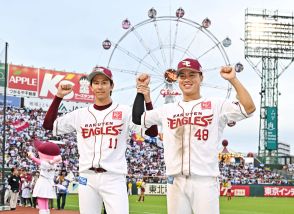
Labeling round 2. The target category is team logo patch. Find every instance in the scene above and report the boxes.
[112,111,122,120]
[167,176,174,184]
[78,176,87,185]
[201,101,211,110]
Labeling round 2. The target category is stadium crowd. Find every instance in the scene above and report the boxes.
[219,162,289,185]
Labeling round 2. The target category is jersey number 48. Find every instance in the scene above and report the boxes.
[194,129,209,141]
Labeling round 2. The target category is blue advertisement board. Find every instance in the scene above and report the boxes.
[0,95,21,107]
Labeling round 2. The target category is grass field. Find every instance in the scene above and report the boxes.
[63,194,294,214]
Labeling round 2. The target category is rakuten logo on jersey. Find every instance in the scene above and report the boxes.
[81,124,123,138]
[167,115,213,129]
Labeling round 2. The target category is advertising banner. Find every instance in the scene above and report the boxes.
[24,97,89,113]
[0,63,5,94]
[7,64,38,97]
[0,95,21,107]
[145,183,167,195]
[0,63,5,87]
[220,185,250,196]
[38,68,94,103]
[266,107,278,150]
[264,186,294,197]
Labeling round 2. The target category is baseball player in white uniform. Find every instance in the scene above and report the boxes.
[42,66,157,214]
[132,58,256,214]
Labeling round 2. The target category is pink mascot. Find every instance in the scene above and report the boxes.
[28,139,62,214]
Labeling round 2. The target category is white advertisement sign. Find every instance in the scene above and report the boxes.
[24,97,89,112]
[145,183,167,195]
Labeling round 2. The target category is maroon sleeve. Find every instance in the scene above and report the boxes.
[144,102,158,137]
[43,96,63,130]
[145,102,153,111]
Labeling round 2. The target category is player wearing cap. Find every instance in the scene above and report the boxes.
[133,58,255,214]
[42,66,157,214]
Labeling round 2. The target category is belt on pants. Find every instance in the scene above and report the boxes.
[89,167,107,173]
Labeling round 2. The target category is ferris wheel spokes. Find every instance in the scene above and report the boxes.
[152,19,168,68]
[180,29,201,60]
[109,67,164,82]
[130,27,165,72]
[113,43,162,75]
[170,19,180,67]
[113,79,163,92]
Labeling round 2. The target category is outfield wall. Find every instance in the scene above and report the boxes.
[68,181,294,197]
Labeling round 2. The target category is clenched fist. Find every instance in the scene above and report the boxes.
[57,80,74,98]
[220,66,236,81]
[136,73,150,86]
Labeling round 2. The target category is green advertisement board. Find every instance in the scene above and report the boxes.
[0,63,5,87]
[266,107,277,150]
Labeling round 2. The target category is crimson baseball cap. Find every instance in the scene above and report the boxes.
[87,66,113,82]
[177,58,202,74]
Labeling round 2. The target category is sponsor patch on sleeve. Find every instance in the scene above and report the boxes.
[78,176,87,185]
[167,176,174,184]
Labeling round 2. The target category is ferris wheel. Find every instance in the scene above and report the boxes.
[101,7,241,106]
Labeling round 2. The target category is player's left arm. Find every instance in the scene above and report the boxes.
[220,66,256,114]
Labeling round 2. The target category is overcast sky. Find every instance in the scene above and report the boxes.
[1,0,294,155]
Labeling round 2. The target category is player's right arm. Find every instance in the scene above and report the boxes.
[132,73,160,135]
[43,83,73,131]
[132,74,150,125]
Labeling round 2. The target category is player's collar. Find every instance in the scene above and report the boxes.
[93,102,112,111]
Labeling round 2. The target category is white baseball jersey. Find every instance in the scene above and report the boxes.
[142,97,252,177]
[53,103,132,174]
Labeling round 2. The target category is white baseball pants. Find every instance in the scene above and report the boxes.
[78,171,128,214]
[167,175,219,214]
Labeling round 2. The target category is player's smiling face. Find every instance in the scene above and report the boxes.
[177,69,203,101]
[90,74,114,102]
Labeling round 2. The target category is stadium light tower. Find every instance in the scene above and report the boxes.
[244,8,294,165]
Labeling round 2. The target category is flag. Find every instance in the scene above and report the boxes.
[131,131,144,144]
[12,120,30,132]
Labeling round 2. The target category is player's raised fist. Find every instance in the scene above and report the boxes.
[136,73,150,86]
[57,80,74,98]
[220,66,236,80]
